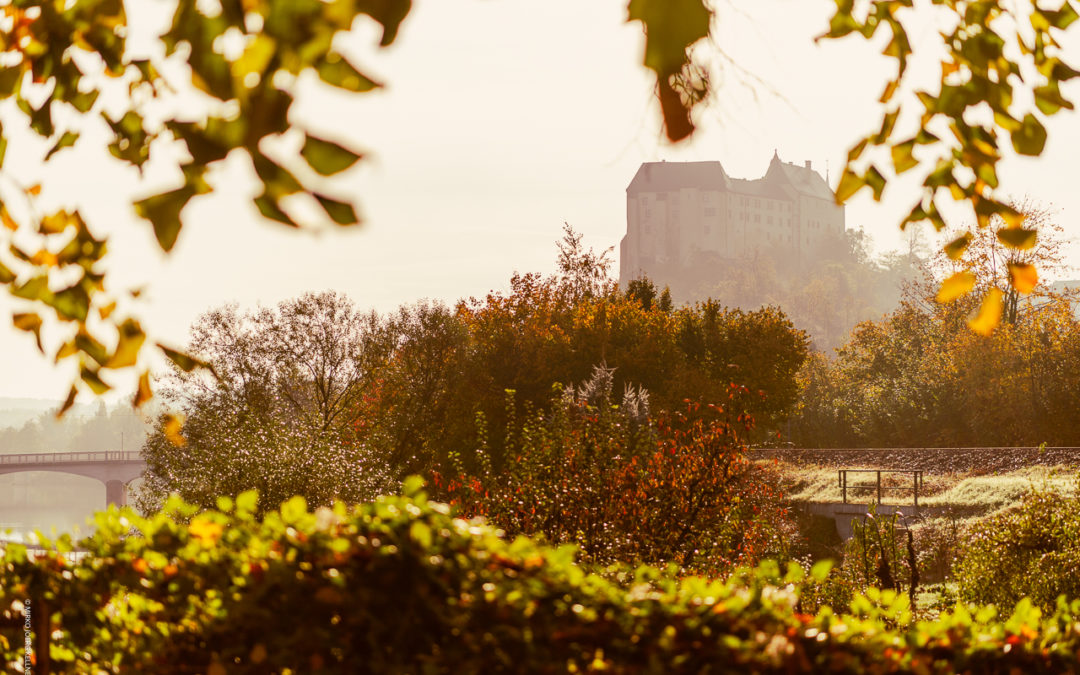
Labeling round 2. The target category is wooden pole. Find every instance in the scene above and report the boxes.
[876,470,882,504]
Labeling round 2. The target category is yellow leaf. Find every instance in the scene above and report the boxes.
[188,517,224,545]
[164,414,186,447]
[1008,263,1038,294]
[26,183,41,196]
[943,233,972,260]
[207,662,227,675]
[968,288,1003,336]
[133,370,152,408]
[0,205,18,231]
[936,272,976,303]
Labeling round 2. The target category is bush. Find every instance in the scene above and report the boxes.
[955,487,1080,612]
[434,371,794,577]
[6,482,1080,672]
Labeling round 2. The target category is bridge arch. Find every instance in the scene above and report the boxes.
[0,452,146,507]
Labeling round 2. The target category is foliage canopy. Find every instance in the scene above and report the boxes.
[2,0,1077,396]
[7,482,1080,672]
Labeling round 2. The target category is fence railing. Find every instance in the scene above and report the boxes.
[0,451,142,466]
[839,469,924,506]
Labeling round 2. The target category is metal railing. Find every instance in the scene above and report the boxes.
[839,469,924,506]
[0,451,143,466]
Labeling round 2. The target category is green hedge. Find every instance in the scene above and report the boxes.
[4,479,1080,673]
[956,488,1080,612]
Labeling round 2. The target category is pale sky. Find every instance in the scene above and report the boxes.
[2,0,1079,400]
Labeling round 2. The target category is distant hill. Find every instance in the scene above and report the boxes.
[0,398,99,431]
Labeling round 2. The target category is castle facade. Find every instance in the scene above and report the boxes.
[619,153,846,282]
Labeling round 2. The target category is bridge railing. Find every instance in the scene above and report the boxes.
[839,469,924,507]
[0,451,143,465]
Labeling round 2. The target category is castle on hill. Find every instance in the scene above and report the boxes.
[619,153,846,283]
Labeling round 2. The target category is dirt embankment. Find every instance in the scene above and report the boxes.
[751,447,1080,474]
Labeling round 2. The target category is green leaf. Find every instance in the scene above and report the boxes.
[75,331,109,366]
[997,227,1037,250]
[50,285,90,322]
[1045,3,1080,29]
[134,187,195,252]
[835,169,865,203]
[80,366,111,395]
[281,495,308,523]
[44,131,80,161]
[236,490,258,515]
[402,475,426,496]
[810,559,833,583]
[864,165,886,200]
[314,193,359,225]
[1011,113,1047,156]
[890,139,918,174]
[316,53,379,92]
[0,65,24,96]
[301,135,362,176]
[69,90,99,114]
[1034,83,1073,115]
[627,0,710,75]
[254,193,299,227]
[157,343,206,372]
[358,0,412,46]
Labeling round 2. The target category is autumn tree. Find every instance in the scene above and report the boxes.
[931,201,1077,330]
[138,292,391,513]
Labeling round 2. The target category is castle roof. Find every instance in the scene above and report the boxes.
[626,154,836,201]
[626,161,729,193]
[764,153,836,200]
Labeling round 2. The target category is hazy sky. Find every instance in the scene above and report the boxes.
[2,0,1079,401]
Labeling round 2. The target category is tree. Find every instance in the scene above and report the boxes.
[0,1,715,406]
[825,1,1080,327]
[138,292,391,513]
[931,201,1077,331]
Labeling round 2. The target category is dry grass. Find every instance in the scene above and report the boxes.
[767,460,1077,513]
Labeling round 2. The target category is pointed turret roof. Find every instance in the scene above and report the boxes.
[764,154,835,200]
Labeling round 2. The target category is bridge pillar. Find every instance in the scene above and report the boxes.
[105,480,127,508]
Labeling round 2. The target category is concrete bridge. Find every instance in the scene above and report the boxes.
[0,451,145,507]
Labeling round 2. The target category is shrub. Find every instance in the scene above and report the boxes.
[434,371,794,577]
[955,487,1080,612]
[6,482,1080,672]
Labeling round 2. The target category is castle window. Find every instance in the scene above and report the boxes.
[657,193,667,201]
[704,207,717,216]
[767,216,773,225]
[704,225,711,234]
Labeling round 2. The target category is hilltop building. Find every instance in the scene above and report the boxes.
[619,153,846,283]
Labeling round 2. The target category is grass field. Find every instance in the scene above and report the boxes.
[769,461,1077,513]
